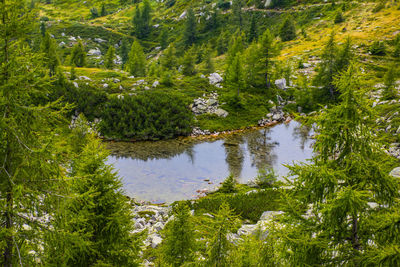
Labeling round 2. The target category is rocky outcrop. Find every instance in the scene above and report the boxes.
[190,92,229,118]
[258,105,290,126]
[390,167,400,178]
[208,73,223,86]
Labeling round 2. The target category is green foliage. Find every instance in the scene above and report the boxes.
[133,0,152,39]
[159,28,168,49]
[90,7,99,18]
[120,39,130,68]
[182,46,196,76]
[160,203,196,266]
[279,15,296,42]
[104,45,115,70]
[70,40,86,67]
[225,52,244,96]
[99,92,193,140]
[248,14,258,42]
[383,64,398,100]
[49,125,141,266]
[255,168,277,188]
[226,32,244,66]
[218,175,237,193]
[232,0,243,28]
[271,0,293,8]
[70,66,76,80]
[40,21,46,36]
[126,39,146,77]
[334,10,344,24]
[161,44,177,71]
[258,28,279,88]
[372,1,386,13]
[183,8,197,47]
[100,3,107,17]
[314,33,353,101]
[369,40,386,56]
[0,1,69,265]
[41,32,60,76]
[201,46,215,74]
[276,64,400,265]
[203,202,240,266]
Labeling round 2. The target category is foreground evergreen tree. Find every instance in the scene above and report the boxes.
[105,45,116,70]
[183,8,197,47]
[160,203,196,266]
[40,32,60,76]
[47,118,141,266]
[70,40,86,67]
[0,0,68,265]
[126,39,146,77]
[279,15,296,42]
[275,64,399,265]
[203,202,240,266]
[225,52,244,97]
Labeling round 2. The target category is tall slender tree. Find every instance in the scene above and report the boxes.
[70,40,86,67]
[0,1,68,265]
[232,0,243,28]
[259,28,278,88]
[126,39,146,77]
[104,45,116,70]
[41,32,60,76]
[183,8,196,47]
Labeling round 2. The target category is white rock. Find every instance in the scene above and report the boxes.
[152,80,160,88]
[213,108,229,118]
[274,78,287,90]
[87,47,102,56]
[73,82,79,88]
[150,234,162,248]
[103,83,109,88]
[179,11,187,20]
[390,167,400,178]
[208,73,223,85]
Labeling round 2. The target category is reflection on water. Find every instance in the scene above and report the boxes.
[106,121,314,203]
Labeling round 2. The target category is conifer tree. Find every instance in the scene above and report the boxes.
[0,1,69,265]
[248,14,258,42]
[259,28,278,88]
[202,46,215,74]
[203,202,240,267]
[126,39,147,77]
[225,52,244,97]
[160,203,196,266]
[141,0,151,38]
[47,117,142,266]
[105,45,116,70]
[226,31,244,67]
[161,44,177,71]
[182,46,196,76]
[41,32,60,76]
[383,64,398,100]
[40,21,46,36]
[70,66,76,80]
[243,41,263,88]
[120,39,130,69]
[394,34,400,58]
[183,8,197,47]
[279,15,296,42]
[160,28,168,49]
[275,64,400,265]
[133,6,142,37]
[70,40,86,67]
[232,0,243,28]
[100,3,106,16]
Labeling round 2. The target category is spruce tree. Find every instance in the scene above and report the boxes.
[141,0,151,38]
[248,14,258,42]
[161,44,177,71]
[259,28,278,88]
[279,15,296,42]
[232,0,243,28]
[160,203,196,266]
[203,202,240,267]
[182,46,196,76]
[40,21,46,37]
[276,64,400,265]
[0,1,69,265]
[47,118,142,266]
[120,39,130,69]
[226,31,244,67]
[160,28,168,49]
[225,52,244,97]
[243,41,264,89]
[132,6,142,37]
[183,8,196,47]
[105,45,116,70]
[202,46,215,74]
[70,40,86,67]
[100,3,106,16]
[41,32,60,76]
[126,39,146,77]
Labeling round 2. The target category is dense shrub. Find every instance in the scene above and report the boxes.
[192,189,283,222]
[100,92,193,140]
[369,40,386,56]
[334,11,344,24]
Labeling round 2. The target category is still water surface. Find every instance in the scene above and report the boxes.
[106,121,314,203]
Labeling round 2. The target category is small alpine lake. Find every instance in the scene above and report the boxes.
[106,121,314,203]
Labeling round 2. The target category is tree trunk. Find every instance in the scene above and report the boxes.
[351,215,360,251]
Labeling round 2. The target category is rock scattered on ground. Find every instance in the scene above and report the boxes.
[190,92,228,118]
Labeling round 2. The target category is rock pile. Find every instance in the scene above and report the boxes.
[258,106,290,126]
[190,92,229,118]
[388,143,400,160]
[132,205,171,249]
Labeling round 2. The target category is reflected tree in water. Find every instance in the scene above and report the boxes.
[292,124,312,151]
[245,129,278,171]
[223,135,245,178]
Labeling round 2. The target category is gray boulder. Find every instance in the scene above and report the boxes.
[87,47,102,56]
[208,73,223,85]
[275,78,287,90]
[214,108,229,118]
[390,167,400,178]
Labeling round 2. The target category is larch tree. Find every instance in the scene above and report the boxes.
[183,8,197,47]
[232,0,243,28]
[225,52,244,97]
[182,46,196,76]
[105,45,116,70]
[279,15,296,42]
[70,40,86,67]
[259,28,278,89]
[160,203,196,267]
[275,64,400,265]
[126,39,146,77]
[40,32,60,76]
[0,0,69,265]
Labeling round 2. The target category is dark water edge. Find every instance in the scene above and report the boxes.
[106,121,314,203]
